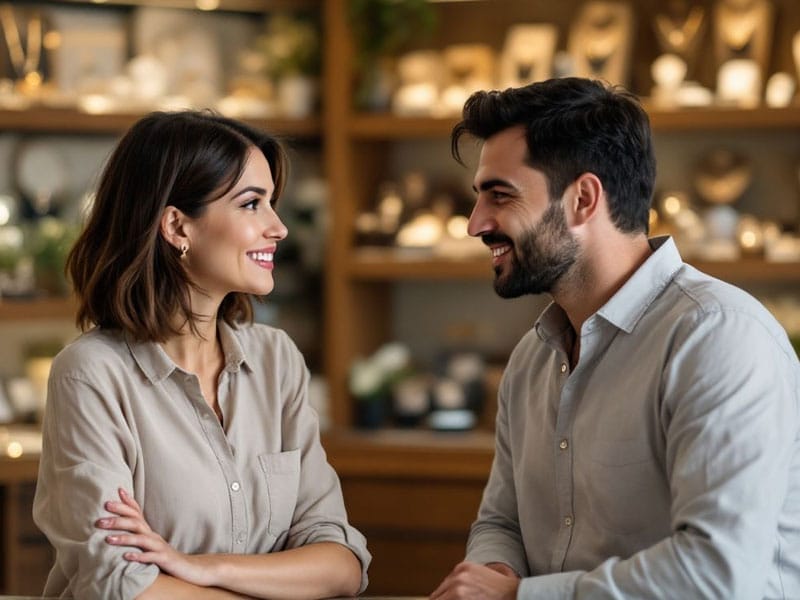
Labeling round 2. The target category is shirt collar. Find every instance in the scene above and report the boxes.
[595,235,684,334]
[126,320,249,384]
[535,236,683,341]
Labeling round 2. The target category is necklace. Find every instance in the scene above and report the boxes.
[654,5,705,56]
[0,5,42,79]
[718,0,767,54]
[582,10,623,76]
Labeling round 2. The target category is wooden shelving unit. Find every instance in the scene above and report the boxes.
[347,105,800,140]
[2,0,800,594]
[0,107,322,137]
[347,247,800,284]
[0,297,76,321]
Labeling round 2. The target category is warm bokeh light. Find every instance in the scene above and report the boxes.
[6,441,23,459]
[196,0,220,10]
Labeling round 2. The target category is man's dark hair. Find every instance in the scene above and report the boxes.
[451,77,656,233]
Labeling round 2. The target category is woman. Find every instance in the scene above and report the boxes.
[32,111,370,600]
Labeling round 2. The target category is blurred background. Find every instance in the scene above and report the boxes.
[0,0,798,595]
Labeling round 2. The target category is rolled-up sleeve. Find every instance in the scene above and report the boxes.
[278,336,371,593]
[33,369,159,600]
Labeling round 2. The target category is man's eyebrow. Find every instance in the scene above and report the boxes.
[473,178,515,193]
[231,185,267,199]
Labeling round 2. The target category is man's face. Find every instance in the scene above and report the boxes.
[468,126,579,298]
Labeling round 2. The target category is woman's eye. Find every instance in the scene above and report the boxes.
[242,198,260,211]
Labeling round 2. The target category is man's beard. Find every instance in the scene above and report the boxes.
[488,201,579,298]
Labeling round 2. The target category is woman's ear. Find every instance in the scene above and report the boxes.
[160,206,189,251]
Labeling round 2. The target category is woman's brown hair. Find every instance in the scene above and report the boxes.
[67,110,289,342]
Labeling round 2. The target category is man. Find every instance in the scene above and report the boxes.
[431,77,800,599]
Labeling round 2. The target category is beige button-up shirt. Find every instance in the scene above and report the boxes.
[33,322,370,600]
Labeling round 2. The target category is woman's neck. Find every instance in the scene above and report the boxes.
[160,318,222,377]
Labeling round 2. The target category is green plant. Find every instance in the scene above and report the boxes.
[258,11,321,80]
[348,0,436,69]
[28,217,77,295]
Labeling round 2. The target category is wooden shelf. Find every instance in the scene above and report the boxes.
[348,247,800,285]
[0,107,322,137]
[348,114,458,139]
[346,105,800,140]
[0,297,76,321]
[45,0,319,13]
[323,428,494,480]
[646,105,800,132]
[349,247,490,280]
[691,258,800,284]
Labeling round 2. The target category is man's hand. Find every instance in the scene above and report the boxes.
[430,561,520,600]
[96,488,216,588]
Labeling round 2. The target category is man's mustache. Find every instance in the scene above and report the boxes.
[482,233,513,246]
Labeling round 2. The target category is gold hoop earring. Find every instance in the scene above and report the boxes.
[180,243,188,258]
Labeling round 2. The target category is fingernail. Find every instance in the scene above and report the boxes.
[106,535,117,543]
[119,488,128,497]
[96,518,111,527]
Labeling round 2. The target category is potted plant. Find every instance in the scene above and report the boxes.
[348,0,437,110]
[349,342,413,428]
[257,11,321,118]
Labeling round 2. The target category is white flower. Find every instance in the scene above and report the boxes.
[349,358,384,397]
[372,342,410,374]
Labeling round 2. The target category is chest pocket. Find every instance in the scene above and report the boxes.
[258,449,301,536]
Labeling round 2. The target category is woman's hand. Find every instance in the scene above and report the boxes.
[96,488,216,588]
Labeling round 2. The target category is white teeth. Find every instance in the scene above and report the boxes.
[492,246,510,258]
[248,252,274,262]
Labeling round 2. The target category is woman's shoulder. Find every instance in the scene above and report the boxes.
[50,328,129,379]
[231,321,297,351]
[228,321,307,370]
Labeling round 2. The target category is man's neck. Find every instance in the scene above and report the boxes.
[554,233,652,337]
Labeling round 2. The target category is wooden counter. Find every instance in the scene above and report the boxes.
[323,429,494,596]
[0,453,51,596]
[0,428,495,596]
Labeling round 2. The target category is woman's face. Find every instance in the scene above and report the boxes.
[183,146,288,303]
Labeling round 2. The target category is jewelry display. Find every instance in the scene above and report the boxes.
[0,4,43,92]
[653,1,706,70]
[650,53,688,108]
[713,0,774,96]
[498,24,558,89]
[793,31,800,92]
[765,72,795,108]
[392,50,442,116]
[717,58,760,106]
[438,44,495,117]
[14,140,68,216]
[568,1,633,86]
[694,148,753,205]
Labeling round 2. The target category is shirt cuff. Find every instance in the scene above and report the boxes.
[517,571,580,600]
[465,547,528,579]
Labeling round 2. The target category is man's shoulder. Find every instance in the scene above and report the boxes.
[664,264,782,332]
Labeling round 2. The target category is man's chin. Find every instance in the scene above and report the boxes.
[493,272,525,299]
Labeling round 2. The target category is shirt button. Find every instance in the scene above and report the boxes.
[560,363,567,374]
[230,481,241,492]
[564,516,573,527]
[236,532,246,544]
[559,439,569,450]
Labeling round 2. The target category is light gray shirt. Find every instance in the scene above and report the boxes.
[33,321,370,600]
[466,236,800,599]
